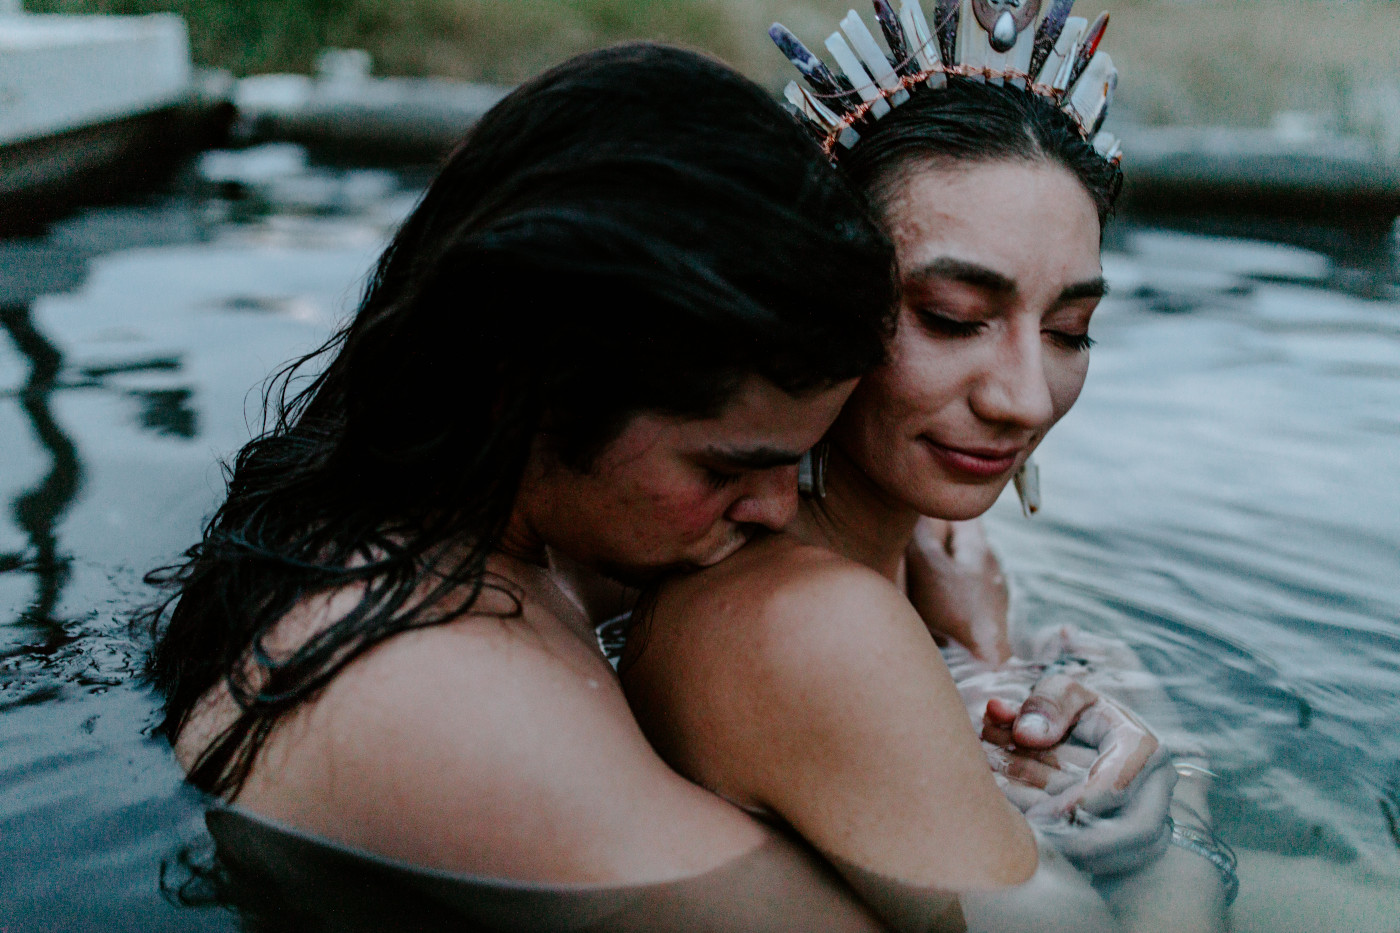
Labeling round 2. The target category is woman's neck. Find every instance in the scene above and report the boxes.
[795,442,921,584]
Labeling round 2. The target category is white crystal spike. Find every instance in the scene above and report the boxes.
[1091,130,1117,158]
[785,80,838,130]
[1050,18,1087,90]
[956,0,1003,84]
[1041,16,1085,87]
[1067,51,1113,127]
[841,10,910,105]
[900,0,947,88]
[825,31,893,118]
[955,0,988,74]
[1006,10,1038,86]
[784,81,862,148]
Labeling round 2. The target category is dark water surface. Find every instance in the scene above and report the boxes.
[2,158,1398,930]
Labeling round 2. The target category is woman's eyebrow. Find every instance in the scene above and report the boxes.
[905,258,1017,296]
[1059,277,1109,302]
[702,446,806,470]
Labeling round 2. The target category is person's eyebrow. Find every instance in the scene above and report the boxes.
[1058,277,1109,303]
[702,445,806,470]
[904,257,1017,296]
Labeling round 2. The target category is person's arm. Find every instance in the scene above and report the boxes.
[623,543,1037,931]
[1101,771,1229,933]
[906,518,1012,664]
[981,629,1229,933]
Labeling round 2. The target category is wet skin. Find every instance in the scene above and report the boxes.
[177,376,888,909]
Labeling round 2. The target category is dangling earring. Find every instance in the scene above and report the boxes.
[797,441,829,499]
[1013,455,1040,518]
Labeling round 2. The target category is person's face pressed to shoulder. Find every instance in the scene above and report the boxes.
[832,159,1105,521]
[526,376,857,582]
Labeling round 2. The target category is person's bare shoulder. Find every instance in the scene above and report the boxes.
[223,581,768,885]
[625,534,1037,890]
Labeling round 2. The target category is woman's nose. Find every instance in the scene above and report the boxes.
[725,465,801,531]
[972,324,1055,430]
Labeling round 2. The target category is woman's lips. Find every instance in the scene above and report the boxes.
[920,438,1023,478]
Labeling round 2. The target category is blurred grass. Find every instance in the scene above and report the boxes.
[25,0,1400,139]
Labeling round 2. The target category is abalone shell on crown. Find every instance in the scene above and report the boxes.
[971,0,1041,34]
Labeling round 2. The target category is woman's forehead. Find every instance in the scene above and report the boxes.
[884,160,1102,284]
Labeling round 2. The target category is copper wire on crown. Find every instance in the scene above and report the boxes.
[772,0,1122,164]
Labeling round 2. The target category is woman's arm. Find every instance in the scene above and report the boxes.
[623,540,1037,909]
[906,518,1012,664]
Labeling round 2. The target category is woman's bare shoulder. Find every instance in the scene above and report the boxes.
[648,534,907,651]
[630,535,923,716]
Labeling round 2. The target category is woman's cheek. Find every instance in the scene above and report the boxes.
[1047,356,1091,423]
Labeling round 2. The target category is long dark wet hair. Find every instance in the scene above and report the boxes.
[142,43,897,797]
[836,77,1123,226]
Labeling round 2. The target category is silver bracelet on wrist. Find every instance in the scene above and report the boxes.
[1166,815,1239,907]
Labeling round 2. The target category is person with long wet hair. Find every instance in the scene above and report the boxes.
[144,43,905,929]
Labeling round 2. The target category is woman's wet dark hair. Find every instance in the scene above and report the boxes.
[142,42,897,796]
[835,77,1122,227]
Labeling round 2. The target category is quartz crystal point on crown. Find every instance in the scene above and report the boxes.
[843,10,911,105]
[784,80,861,148]
[900,0,947,87]
[1028,0,1076,82]
[1090,68,1116,133]
[769,23,861,115]
[1048,16,1087,88]
[1065,10,1108,91]
[1066,51,1114,129]
[872,0,919,77]
[825,30,893,118]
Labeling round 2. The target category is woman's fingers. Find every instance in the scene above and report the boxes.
[983,696,1020,727]
[1012,672,1100,748]
[1065,698,1169,815]
[985,745,1084,796]
[1031,765,1176,875]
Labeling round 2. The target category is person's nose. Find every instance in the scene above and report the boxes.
[971,320,1055,431]
[724,465,801,531]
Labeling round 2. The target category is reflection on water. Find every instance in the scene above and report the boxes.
[1,158,1398,928]
[0,302,81,641]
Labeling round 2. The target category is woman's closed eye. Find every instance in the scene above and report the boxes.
[915,308,986,339]
[1046,330,1095,352]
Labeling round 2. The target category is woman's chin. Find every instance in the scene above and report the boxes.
[910,485,1009,522]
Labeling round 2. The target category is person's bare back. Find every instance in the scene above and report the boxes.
[181,553,801,884]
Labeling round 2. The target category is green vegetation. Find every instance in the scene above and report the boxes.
[25,0,1400,141]
[23,0,747,79]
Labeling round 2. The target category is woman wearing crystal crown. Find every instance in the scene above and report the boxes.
[623,2,1232,930]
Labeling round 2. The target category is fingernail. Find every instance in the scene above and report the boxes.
[1019,713,1052,741]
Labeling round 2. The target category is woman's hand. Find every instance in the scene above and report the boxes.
[980,678,1176,877]
[905,518,1013,665]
